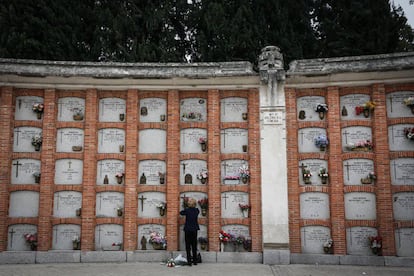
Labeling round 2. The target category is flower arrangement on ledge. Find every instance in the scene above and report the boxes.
[198,136,207,151]
[31,134,43,151]
[369,235,382,255]
[239,165,250,183]
[24,233,37,251]
[404,127,414,140]
[72,235,81,250]
[156,202,167,216]
[219,230,232,243]
[361,171,376,184]
[355,101,376,118]
[301,165,312,184]
[314,103,328,120]
[346,140,373,151]
[318,167,329,184]
[314,134,329,151]
[149,232,167,249]
[196,169,208,183]
[239,203,251,211]
[115,172,125,184]
[198,197,208,209]
[182,112,202,120]
[224,175,240,180]
[32,103,44,119]
[404,97,414,113]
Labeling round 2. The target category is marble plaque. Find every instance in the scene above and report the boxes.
[137,224,165,250]
[343,159,374,185]
[180,159,207,185]
[393,192,414,220]
[221,192,249,218]
[300,226,331,254]
[180,98,207,122]
[298,128,326,153]
[222,159,249,185]
[55,159,83,185]
[342,126,372,151]
[96,192,124,217]
[138,160,166,185]
[263,111,283,125]
[11,159,40,184]
[344,192,376,220]
[179,192,207,216]
[220,97,248,122]
[139,98,167,122]
[220,128,248,154]
[9,191,39,217]
[137,192,166,218]
[297,96,325,121]
[395,228,414,257]
[300,192,330,219]
[390,158,414,185]
[222,224,250,238]
[95,224,123,250]
[7,224,37,251]
[57,97,85,121]
[98,128,125,153]
[180,128,208,153]
[298,159,328,185]
[99,98,126,122]
[179,224,207,251]
[53,191,82,218]
[340,94,371,120]
[96,159,125,185]
[56,128,84,152]
[13,127,42,152]
[388,124,414,151]
[346,226,377,255]
[52,224,81,250]
[14,96,44,121]
[139,129,166,153]
[386,91,414,118]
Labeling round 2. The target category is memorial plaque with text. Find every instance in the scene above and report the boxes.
[99,98,126,122]
[55,159,83,185]
[9,191,39,218]
[7,224,37,251]
[395,228,414,257]
[180,159,207,185]
[139,129,166,153]
[393,192,414,220]
[221,97,248,122]
[221,192,249,218]
[298,159,328,185]
[346,227,377,255]
[180,128,207,153]
[138,160,166,185]
[96,192,124,217]
[342,126,372,151]
[137,192,166,218]
[340,94,371,120]
[297,96,325,121]
[300,226,331,254]
[11,159,40,185]
[298,128,326,153]
[179,192,208,216]
[390,158,414,185]
[180,98,207,122]
[53,191,82,218]
[52,224,81,250]
[139,98,167,122]
[56,128,84,152]
[344,192,376,220]
[137,224,165,250]
[221,224,250,252]
[14,96,44,121]
[96,159,125,185]
[95,224,123,250]
[13,127,42,152]
[300,192,330,219]
[222,159,249,185]
[388,124,414,151]
[98,128,125,153]
[343,159,374,185]
[57,97,85,122]
[220,128,248,154]
[386,91,414,118]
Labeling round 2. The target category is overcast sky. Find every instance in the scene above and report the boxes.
[393,0,414,27]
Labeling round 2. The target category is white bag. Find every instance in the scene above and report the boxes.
[174,254,188,265]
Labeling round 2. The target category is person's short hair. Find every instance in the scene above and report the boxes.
[188,198,197,208]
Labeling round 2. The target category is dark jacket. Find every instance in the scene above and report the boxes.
[180,207,200,232]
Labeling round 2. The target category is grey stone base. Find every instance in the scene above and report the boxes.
[263,249,290,265]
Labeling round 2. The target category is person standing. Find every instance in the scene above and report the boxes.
[180,198,200,266]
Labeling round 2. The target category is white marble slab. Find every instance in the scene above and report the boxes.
[139,129,166,153]
[55,159,83,185]
[297,96,325,121]
[9,191,39,217]
[13,127,42,152]
[393,192,414,220]
[138,160,166,185]
[346,226,377,255]
[137,192,166,218]
[390,158,414,185]
[98,128,125,153]
[344,192,376,220]
[99,98,126,122]
[395,228,414,257]
[96,192,124,217]
[14,96,44,121]
[11,159,40,184]
[340,94,371,120]
[220,97,248,122]
[298,128,326,153]
[343,159,374,185]
[56,128,84,152]
[300,192,330,219]
[180,159,207,185]
[180,98,207,122]
[388,124,414,151]
[220,128,248,154]
[53,191,82,218]
[300,226,331,254]
[51,224,81,250]
[180,128,207,153]
[57,97,85,122]
[386,91,414,118]
[137,224,165,250]
[96,159,125,185]
[139,98,167,122]
[7,224,37,251]
[221,192,249,218]
[95,224,123,250]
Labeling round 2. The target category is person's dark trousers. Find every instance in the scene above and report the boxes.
[185,231,198,265]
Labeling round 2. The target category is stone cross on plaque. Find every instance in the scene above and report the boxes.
[139,195,147,211]
[13,161,22,178]
[8,228,16,249]
[97,193,103,211]
[343,130,350,145]
[222,193,229,209]
[14,128,22,146]
[344,162,352,181]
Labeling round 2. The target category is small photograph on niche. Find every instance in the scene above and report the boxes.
[141,106,148,116]
[298,110,306,120]
[185,174,193,184]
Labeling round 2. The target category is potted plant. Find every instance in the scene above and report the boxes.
[196,169,208,184]
[158,172,165,184]
[239,165,250,184]
[32,103,44,119]
[403,97,414,113]
[314,134,329,151]
[73,108,84,121]
[149,232,167,250]
[198,197,208,216]
[33,172,41,184]
[315,103,328,120]
[31,134,43,151]
[156,202,167,216]
[323,238,333,254]
[198,237,208,250]
[404,127,414,140]
[318,167,329,184]
[355,101,376,118]
[24,233,37,251]
[76,208,82,217]
[369,235,382,255]
[198,137,207,152]
[117,207,123,217]
[72,235,80,250]
[239,203,251,218]
[115,172,124,184]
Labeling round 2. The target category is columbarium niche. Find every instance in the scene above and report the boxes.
[57,97,85,121]
[14,96,44,121]
[220,97,248,122]
[11,159,40,184]
[139,98,167,122]
[98,98,126,122]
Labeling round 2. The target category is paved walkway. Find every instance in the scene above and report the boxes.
[0,263,413,276]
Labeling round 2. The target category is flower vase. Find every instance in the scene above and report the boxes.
[318,111,325,120]
[304,177,311,184]
[119,113,125,121]
[200,243,207,251]
[152,243,164,250]
[242,145,248,152]
[320,145,326,151]
[34,144,41,151]
[220,242,224,252]
[119,145,124,152]
[201,208,207,216]
[159,177,165,184]
[76,208,81,217]
[324,246,332,254]
[242,209,249,218]
[36,112,42,120]
[321,177,328,184]
[30,243,37,251]
[34,176,40,184]
[201,178,207,184]
[363,109,370,118]
[116,176,123,184]
[201,143,207,152]
[117,209,123,217]
[242,113,248,120]
[160,114,166,121]
[73,241,80,250]
[73,114,83,121]
[159,208,165,217]
[410,105,414,114]
[241,176,248,184]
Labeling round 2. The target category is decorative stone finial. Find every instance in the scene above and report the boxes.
[259,46,285,84]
